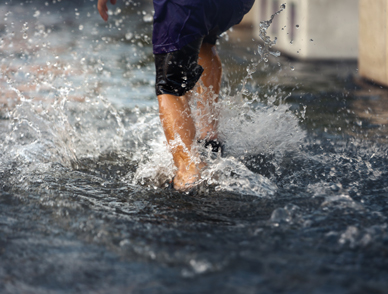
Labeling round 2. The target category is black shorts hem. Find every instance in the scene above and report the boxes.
[154,38,204,97]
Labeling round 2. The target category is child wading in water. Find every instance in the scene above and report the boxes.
[97,0,255,191]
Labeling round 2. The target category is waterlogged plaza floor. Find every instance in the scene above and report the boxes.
[1,1,388,293]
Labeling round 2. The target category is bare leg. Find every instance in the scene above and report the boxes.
[158,93,202,190]
[196,43,222,141]
[157,44,222,190]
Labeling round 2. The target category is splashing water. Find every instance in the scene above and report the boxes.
[1,2,388,293]
[0,2,301,197]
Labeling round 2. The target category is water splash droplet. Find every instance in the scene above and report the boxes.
[270,208,291,223]
[270,50,281,57]
[143,15,153,23]
[21,22,29,39]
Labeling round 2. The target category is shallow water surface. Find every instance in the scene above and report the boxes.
[1,1,388,293]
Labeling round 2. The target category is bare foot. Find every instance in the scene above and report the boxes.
[173,162,206,191]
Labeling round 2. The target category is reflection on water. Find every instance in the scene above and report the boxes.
[1,1,388,293]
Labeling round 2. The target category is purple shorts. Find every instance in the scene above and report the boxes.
[152,0,255,54]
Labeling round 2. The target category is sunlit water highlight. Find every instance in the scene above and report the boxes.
[1,1,388,293]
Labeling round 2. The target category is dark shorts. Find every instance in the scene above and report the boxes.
[153,0,255,96]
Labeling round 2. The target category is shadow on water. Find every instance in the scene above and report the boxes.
[1,1,388,293]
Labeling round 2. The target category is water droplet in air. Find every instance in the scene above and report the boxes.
[310,39,313,42]
[181,83,186,88]
[296,24,299,29]
[21,22,29,39]
[143,14,153,23]
[33,10,40,18]
[290,66,295,71]
[79,25,84,31]
[125,32,133,40]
